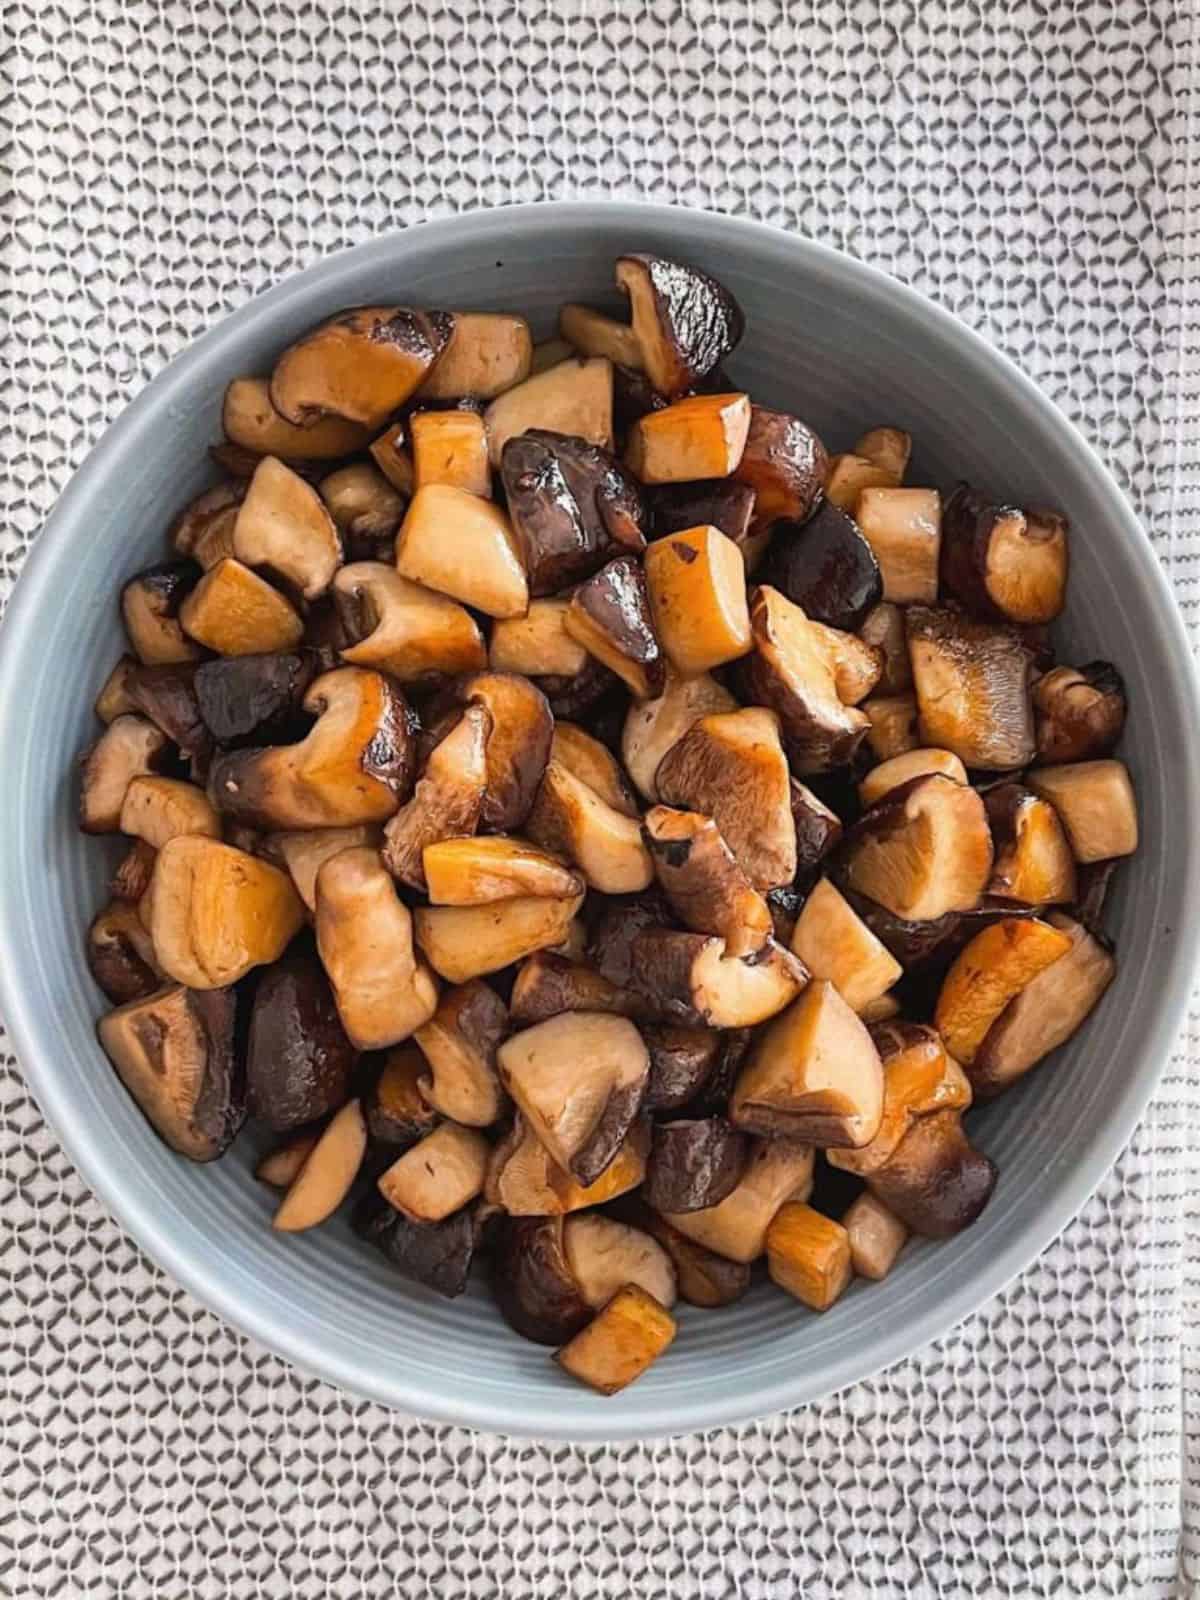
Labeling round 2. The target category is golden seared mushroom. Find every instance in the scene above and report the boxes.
[255,1131,321,1190]
[364,1045,439,1145]
[862,693,920,761]
[319,463,407,554]
[273,1098,368,1232]
[1025,760,1139,863]
[662,1137,814,1263]
[742,587,870,774]
[333,562,486,684]
[118,776,221,849]
[765,1203,853,1311]
[842,1192,909,1281]
[621,666,737,802]
[222,375,372,459]
[644,524,751,675]
[809,619,884,705]
[731,407,830,529]
[642,805,773,959]
[985,783,1077,904]
[447,672,554,832]
[907,604,1038,769]
[855,487,941,604]
[625,393,752,483]
[410,408,492,497]
[377,1121,491,1222]
[528,760,652,895]
[615,253,744,398]
[396,485,528,619]
[559,302,644,369]
[643,1118,748,1214]
[262,824,380,912]
[940,483,1069,623]
[839,773,993,922]
[655,706,797,890]
[414,891,584,983]
[788,879,902,1014]
[824,453,895,513]
[483,356,614,465]
[486,1117,650,1217]
[232,456,342,600]
[555,1284,677,1395]
[382,705,490,890]
[825,1021,966,1178]
[630,930,806,1029]
[565,554,665,700]
[563,1213,678,1314]
[208,666,416,829]
[171,483,244,571]
[423,835,583,906]
[79,715,168,833]
[933,915,1075,1066]
[413,980,508,1127]
[858,748,968,809]
[110,839,158,902]
[971,912,1116,1098]
[855,427,911,481]
[87,902,162,1003]
[315,846,439,1049]
[490,599,590,678]
[858,602,912,694]
[764,501,883,634]
[509,951,637,1025]
[730,979,884,1146]
[416,312,533,399]
[551,724,638,816]
[94,656,140,723]
[498,1011,649,1185]
[643,1024,722,1110]
[1033,663,1127,764]
[369,421,415,494]
[867,1109,996,1238]
[149,836,305,989]
[270,306,454,428]
[179,558,305,656]
[122,563,205,665]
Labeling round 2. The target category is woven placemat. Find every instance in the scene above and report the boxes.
[3,2,1198,1594]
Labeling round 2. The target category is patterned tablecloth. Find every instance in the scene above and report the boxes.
[3,2,1199,1594]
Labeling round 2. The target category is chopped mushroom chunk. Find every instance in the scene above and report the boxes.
[858,602,912,693]
[985,783,1077,905]
[843,1192,909,1280]
[222,375,372,459]
[256,1131,321,1191]
[80,715,168,833]
[621,666,737,802]
[119,776,221,849]
[855,487,941,604]
[410,408,492,498]
[824,453,896,512]
[381,704,490,890]
[559,302,644,369]
[565,554,665,700]
[1033,663,1126,763]
[122,563,204,665]
[630,930,807,1029]
[413,980,508,1127]
[333,563,486,684]
[766,1203,853,1311]
[825,1021,964,1178]
[246,942,356,1131]
[764,500,882,633]
[528,760,653,894]
[624,393,752,484]
[193,651,314,748]
[483,356,614,465]
[490,599,590,678]
[262,824,380,912]
[642,805,773,958]
[551,723,639,817]
[940,483,1069,623]
[179,558,305,656]
[644,524,751,674]
[416,312,532,400]
[364,1045,439,1146]
[1025,760,1139,862]
[862,693,920,761]
[414,892,584,983]
[273,1099,368,1232]
[396,485,528,618]
[320,463,406,555]
[509,951,637,1024]
[563,1213,678,1312]
[934,915,1075,1065]
[377,1122,490,1223]
[867,1109,997,1238]
[907,605,1037,770]
[87,902,162,1004]
[422,836,583,907]
[662,1137,814,1263]
[486,1117,649,1217]
[731,407,829,528]
[615,253,744,397]
[859,748,968,809]
[232,455,342,600]
[839,773,993,923]
[788,878,902,1013]
[643,1118,748,1214]
[270,306,454,428]
[555,1285,677,1394]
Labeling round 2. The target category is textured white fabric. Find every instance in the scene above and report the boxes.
[3,1,1199,1594]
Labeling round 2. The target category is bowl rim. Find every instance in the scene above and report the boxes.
[2,198,1197,1441]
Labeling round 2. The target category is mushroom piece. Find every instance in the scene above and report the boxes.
[625,393,752,483]
[824,1021,965,1177]
[149,836,305,989]
[87,902,162,1003]
[94,656,140,723]
[501,429,646,596]
[208,667,416,829]
[842,1192,909,1281]
[179,558,305,656]
[615,1200,750,1308]
[730,979,884,1147]
[170,483,245,572]
[232,455,342,600]
[409,408,492,497]
[315,846,439,1049]
[1033,663,1127,764]
[445,672,554,832]
[858,602,912,693]
[839,773,994,923]
[551,723,638,816]
[395,485,528,619]
[412,979,507,1127]
[763,501,882,633]
[788,878,903,1013]
[809,619,884,706]
[121,662,213,773]
[985,783,1078,905]
[565,554,665,700]
[630,930,807,1029]
[119,775,221,849]
[555,1284,678,1395]
[246,942,357,1131]
[364,1045,439,1146]
[272,1098,368,1232]
[97,983,243,1160]
[368,421,415,494]
[269,306,453,428]
[319,463,407,556]
[1024,761,1139,863]
[662,1137,815,1263]
[858,747,968,809]
[855,427,911,480]
[415,311,533,400]
[644,523,751,675]
[491,1216,593,1345]
[261,824,380,912]
[122,562,204,665]
[110,839,158,902]
[334,563,487,685]
[650,479,759,562]
[866,1109,997,1238]
[655,706,797,891]
[559,302,644,369]
[563,1213,678,1312]
[376,1121,490,1223]
[765,1203,853,1311]
[483,356,614,465]
[1073,858,1121,934]
[855,487,941,604]
[742,587,870,774]
[621,666,737,802]
[933,915,1075,1066]
[222,374,372,459]
[731,407,829,530]
[587,889,673,991]
[643,1118,748,1214]
[642,805,773,958]
[971,912,1116,1098]
[413,892,584,983]
[824,453,896,513]
[193,650,314,747]
[642,1024,722,1109]
[790,779,844,877]
[614,253,744,397]
[509,952,637,1025]
[486,1116,650,1217]
[907,605,1037,770]
[423,836,583,907]
[939,483,1069,623]
[490,599,590,678]
[354,1191,484,1299]
[255,1131,322,1190]
[381,705,490,890]
[862,693,920,762]
[527,760,653,895]
[79,715,168,833]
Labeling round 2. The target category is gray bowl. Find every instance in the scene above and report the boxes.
[1,201,1196,1443]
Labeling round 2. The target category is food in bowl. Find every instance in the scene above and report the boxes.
[78,251,1137,1397]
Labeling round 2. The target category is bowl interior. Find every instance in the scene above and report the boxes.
[1,203,1196,1442]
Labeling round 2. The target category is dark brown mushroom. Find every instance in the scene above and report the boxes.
[629,930,806,1029]
[565,554,665,700]
[642,805,772,958]
[354,1189,483,1299]
[245,941,356,1131]
[984,783,1077,905]
[110,840,157,903]
[86,902,161,1003]
[270,306,454,428]
[939,483,1069,623]
[446,672,554,833]
[537,656,623,721]
[79,715,168,834]
[1033,663,1126,764]
[1025,760,1139,863]
[193,651,315,748]
[643,1118,748,1213]
[170,482,245,570]
[614,253,744,398]
[587,889,673,992]
[122,662,213,774]
[381,704,490,890]
[790,779,844,875]
[232,455,343,600]
[731,406,829,530]
[661,1136,815,1263]
[122,562,204,665]
[491,1216,592,1345]
[838,772,993,923]
[1073,858,1121,933]
[642,1024,722,1110]
[907,605,1037,770]
[867,1109,997,1238]
[363,1044,440,1146]
[650,479,758,560]
[412,979,508,1127]
[762,500,882,633]
[509,951,638,1025]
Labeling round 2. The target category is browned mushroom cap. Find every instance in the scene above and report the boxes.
[410,409,492,498]
[1024,760,1139,863]
[209,667,416,829]
[483,356,614,466]
[260,824,380,912]
[642,805,772,959]
[650,477,759,557]
[858,748,968,810]
[563,1213,678,1311]
[94,656,140,723]
[839,773,993,922]
[614,1199,751,1308]
[256,1131,322,1190]
[273,1098,368,1232]
[489,599,590,678]
[270,306,453,428]
[315,846,438,1049]
[381,705,490,891]
[855,487,941,605]
[486,1116,649,1218]
[246,941,357,1131]
[788,878,902,1013]
[231,455,342,600]
[193,651,314,748]
[122,562,205,665]
[528,761,652,895]
[79,715,168,833]
[790,779,844,876]
[97,983,243,1161]
[395,485,528,619]
[934,916,1075,1066]
[319,463,407,556]
[87,901,162,1003]
[412,979,507,1127]
[971,912,1116,1098]
[414,891,585,983]
[907,604,1037,770]
[867,1109,997,1238]
[222,375,372,459]
[742,587,870,774]
[621,666,737,802]
[587,890,673,991]
[363,1045,439,1146]
[119,776,221,849]
[491,1216,593,1344]
[940,483,1069,623]
[662,1136,814,1263]
[615,254,744,398]
[436,671,553,834]
[551,723,638,816]
[824,453,896,513]
[497,1011,649,1186]
[565,554,664,700]
[862,692,920,762]
[984,783,1077,905]
[644,524,752,676]
[1033,663,1126,763]
[763,501,883,634]
[171,483,245,571]
[630,930,807,1029]
[624,393,753,483]
[842,1192,908,1280]
[655,706,797,890]
[413,311,532,400]
[355,1191,486,1299]
[119,662,213,772]
[643,1118,748,1214]
[179,558,305,657]
[509,951,638,1025]
[376,1121,490,1223]
[110,840,158,903]
[149,835,305,989]
[730,979,884,1147]
[859,602,912,693]
[335,563,486,685]
[730,406,829,533]
[825,1021,965,1177]
[422,836,583,907]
